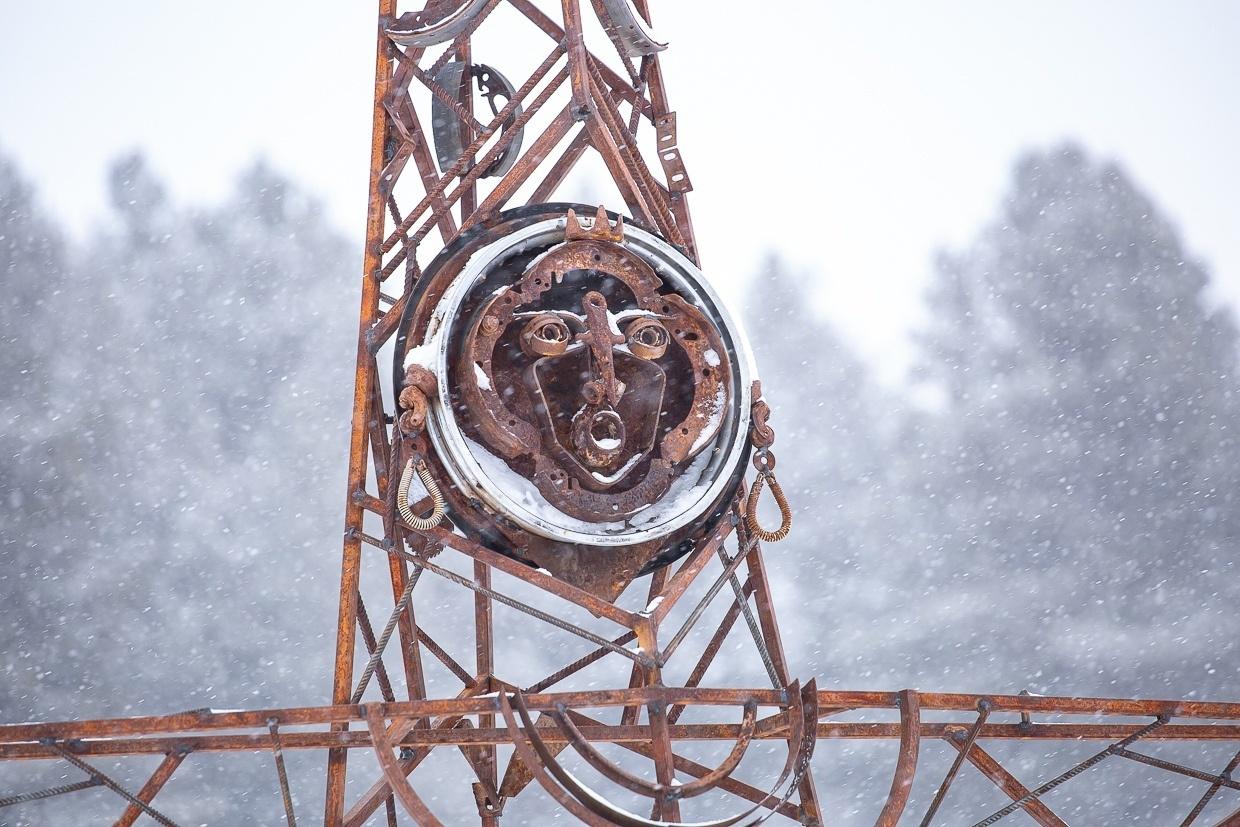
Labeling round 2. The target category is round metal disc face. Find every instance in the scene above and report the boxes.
[405,213,754,548]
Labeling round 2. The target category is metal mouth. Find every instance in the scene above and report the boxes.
[572,407,626,467]
[530,348,664,493]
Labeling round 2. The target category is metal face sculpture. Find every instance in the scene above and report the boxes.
[397,206,753,597]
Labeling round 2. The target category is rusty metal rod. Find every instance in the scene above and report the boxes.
[394,524,641,627]
[380,45,566,255]
[0,721,1234,763]
[114,750,187,827]
[0,777,100,807]
[920,701,991,827]
[396,547,654,667]
[667,577,755,725]
[46,743,181,827]
[1114,747,1240,791]
[658,538,754,663]
[4,691,1240,745]
[415,624,478,687]
[971,717,1169,826]
[355,594,398,703]
[383,68,573,276]
[268,720,298,827]
[505,0,654,121]
[352,571,420,704]
[398,54,488,134]
[524,630,639,693]
[716,541,780,688]
[1180,748,1240,826]
[326,1,397,817]
[951,741,1068,827]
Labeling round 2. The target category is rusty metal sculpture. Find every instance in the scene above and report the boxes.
[2,1,1239,825]
[395,203,751,597]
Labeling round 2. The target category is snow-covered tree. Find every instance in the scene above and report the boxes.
[916,144,1239,694]
[2,151,357,822]
[741,258,928,682]
[3,141,1237,822]
[52,153,358,714]
[0,153,90,715]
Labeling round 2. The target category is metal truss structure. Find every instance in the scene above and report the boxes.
[3,1,1240,825]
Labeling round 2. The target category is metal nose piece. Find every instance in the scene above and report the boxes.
[579,290,625,406]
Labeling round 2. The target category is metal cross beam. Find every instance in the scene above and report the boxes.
[2,691,1239,823]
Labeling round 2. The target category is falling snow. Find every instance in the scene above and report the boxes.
[2,143,1237,823]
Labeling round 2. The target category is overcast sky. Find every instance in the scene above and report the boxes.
[2,1,1237,384]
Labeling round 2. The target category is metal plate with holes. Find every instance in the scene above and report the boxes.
[592,0,668,57]
[386,0,491,48]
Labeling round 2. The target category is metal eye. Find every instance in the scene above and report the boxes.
[520,314,571,357]
[625,318,669,360]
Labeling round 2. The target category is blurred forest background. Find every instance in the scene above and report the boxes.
[2,142,1237,823]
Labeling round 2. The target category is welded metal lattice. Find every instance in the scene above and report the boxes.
[2,1,1238,825]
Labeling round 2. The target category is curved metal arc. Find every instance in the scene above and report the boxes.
[387,0,491,48]
[550,702,667,799]
[874,689,922,827]
[591,0,667,56]
[364,707,446,827]
[502,686,815,827]
[550,700,758,800]
[751,678,821,827]
[670,700,760,799]
[497,692,614,827]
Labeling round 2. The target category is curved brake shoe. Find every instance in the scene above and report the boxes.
[431,61,524,179]
[592,0,668,57]
[387,0,491,48]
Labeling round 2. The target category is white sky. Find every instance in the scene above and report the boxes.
[2,1,1237,385]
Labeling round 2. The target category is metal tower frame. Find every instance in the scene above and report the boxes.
[1,2,1238,826]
